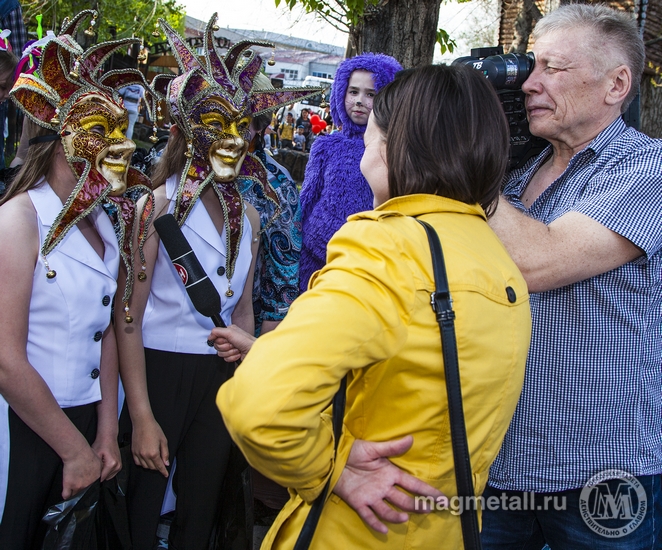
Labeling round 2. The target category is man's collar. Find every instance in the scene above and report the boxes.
[584,117,627,157]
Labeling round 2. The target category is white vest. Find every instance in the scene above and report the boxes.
[0,180,119,520]
[27,181,119,406]
[141,175,253,354]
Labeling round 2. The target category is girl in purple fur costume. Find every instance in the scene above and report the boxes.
[299,53,402,291]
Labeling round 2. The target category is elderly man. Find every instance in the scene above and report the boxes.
[481,4,662,548]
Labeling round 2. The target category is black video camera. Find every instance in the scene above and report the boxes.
[452,46,548,170]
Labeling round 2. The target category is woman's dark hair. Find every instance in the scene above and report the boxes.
[251,112,271,151]
[0,49,17,87]
[150,125,187,189]
[371,64,509,216]
[0,120,59,205]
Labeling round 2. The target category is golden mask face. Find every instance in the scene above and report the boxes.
[191,95,251,182]
[62,93,136,196]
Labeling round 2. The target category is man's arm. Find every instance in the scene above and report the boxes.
[489,199,642,293]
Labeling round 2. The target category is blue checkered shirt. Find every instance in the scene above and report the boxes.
[489,118,662,492]
[0,1,27,55]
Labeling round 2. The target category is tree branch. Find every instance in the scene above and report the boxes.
[320,11,350,31]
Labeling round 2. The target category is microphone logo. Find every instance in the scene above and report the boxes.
[173,263,189,285]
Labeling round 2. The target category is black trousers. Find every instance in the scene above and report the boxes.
[0,403,98,550]
[120,349,234,550]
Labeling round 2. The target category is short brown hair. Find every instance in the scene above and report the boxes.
[371,64,509,216]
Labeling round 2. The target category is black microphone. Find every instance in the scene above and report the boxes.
[153,213,226,329]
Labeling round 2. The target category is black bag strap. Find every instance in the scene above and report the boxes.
[294,219,482,550]
[293,375,347,550]
[416,218,482,550]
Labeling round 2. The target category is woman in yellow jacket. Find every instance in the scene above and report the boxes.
[214,64,531,549]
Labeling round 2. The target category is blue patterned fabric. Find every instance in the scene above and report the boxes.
[489,118,662,492]
[238,150,300,335]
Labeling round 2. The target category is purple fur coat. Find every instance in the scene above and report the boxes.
[299,53,402,291]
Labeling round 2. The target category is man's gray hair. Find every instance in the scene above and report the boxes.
[533,3,644,110]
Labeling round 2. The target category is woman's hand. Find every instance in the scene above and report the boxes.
[332,436,445,534]
[131,416,170,477]
[92,434,122,481]
[208,325,256,362]
[61,443,103,499]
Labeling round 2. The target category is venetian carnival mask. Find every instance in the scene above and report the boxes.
[9,9,157,323]
[62,92,135,196]
[190,95,252,182]
[154,14,323,289]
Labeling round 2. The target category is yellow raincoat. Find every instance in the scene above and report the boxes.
[218,194,531,549]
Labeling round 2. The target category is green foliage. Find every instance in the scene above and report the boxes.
[274,0,378,29]
[436,28,457,55]
[275,0,459,61]
[21,0,185,46]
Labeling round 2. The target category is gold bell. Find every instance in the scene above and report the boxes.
[84,15,97,37]
[124,303,133,324]
[212,24,220,31]
[225,289,234,297]
[50,111,60,125]
[69,58,81,80]
[46,270,57,279]
[149,133,159,144]
[268,49,276,66]
[138,271,147,281]
[152,23,161,37]
[185,143,193,158]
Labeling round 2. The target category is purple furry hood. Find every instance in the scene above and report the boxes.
[330,53,402,138]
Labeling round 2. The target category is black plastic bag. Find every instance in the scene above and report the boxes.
[41,474,132,550]
[96,475,132,550]
[42,480,100,550]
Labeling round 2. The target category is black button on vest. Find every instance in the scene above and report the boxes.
[102,295,111,306]
[90,368,100,379]
[93,331,103,341]
[217,266,225,276]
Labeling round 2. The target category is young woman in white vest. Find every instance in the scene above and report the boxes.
[0,13,152,548]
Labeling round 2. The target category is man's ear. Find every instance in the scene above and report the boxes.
[170,124,179,137]
[605,64,632,107]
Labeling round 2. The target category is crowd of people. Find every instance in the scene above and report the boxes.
[271,105,337,153]
[239,95,341,156]
[0,3,660,550]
